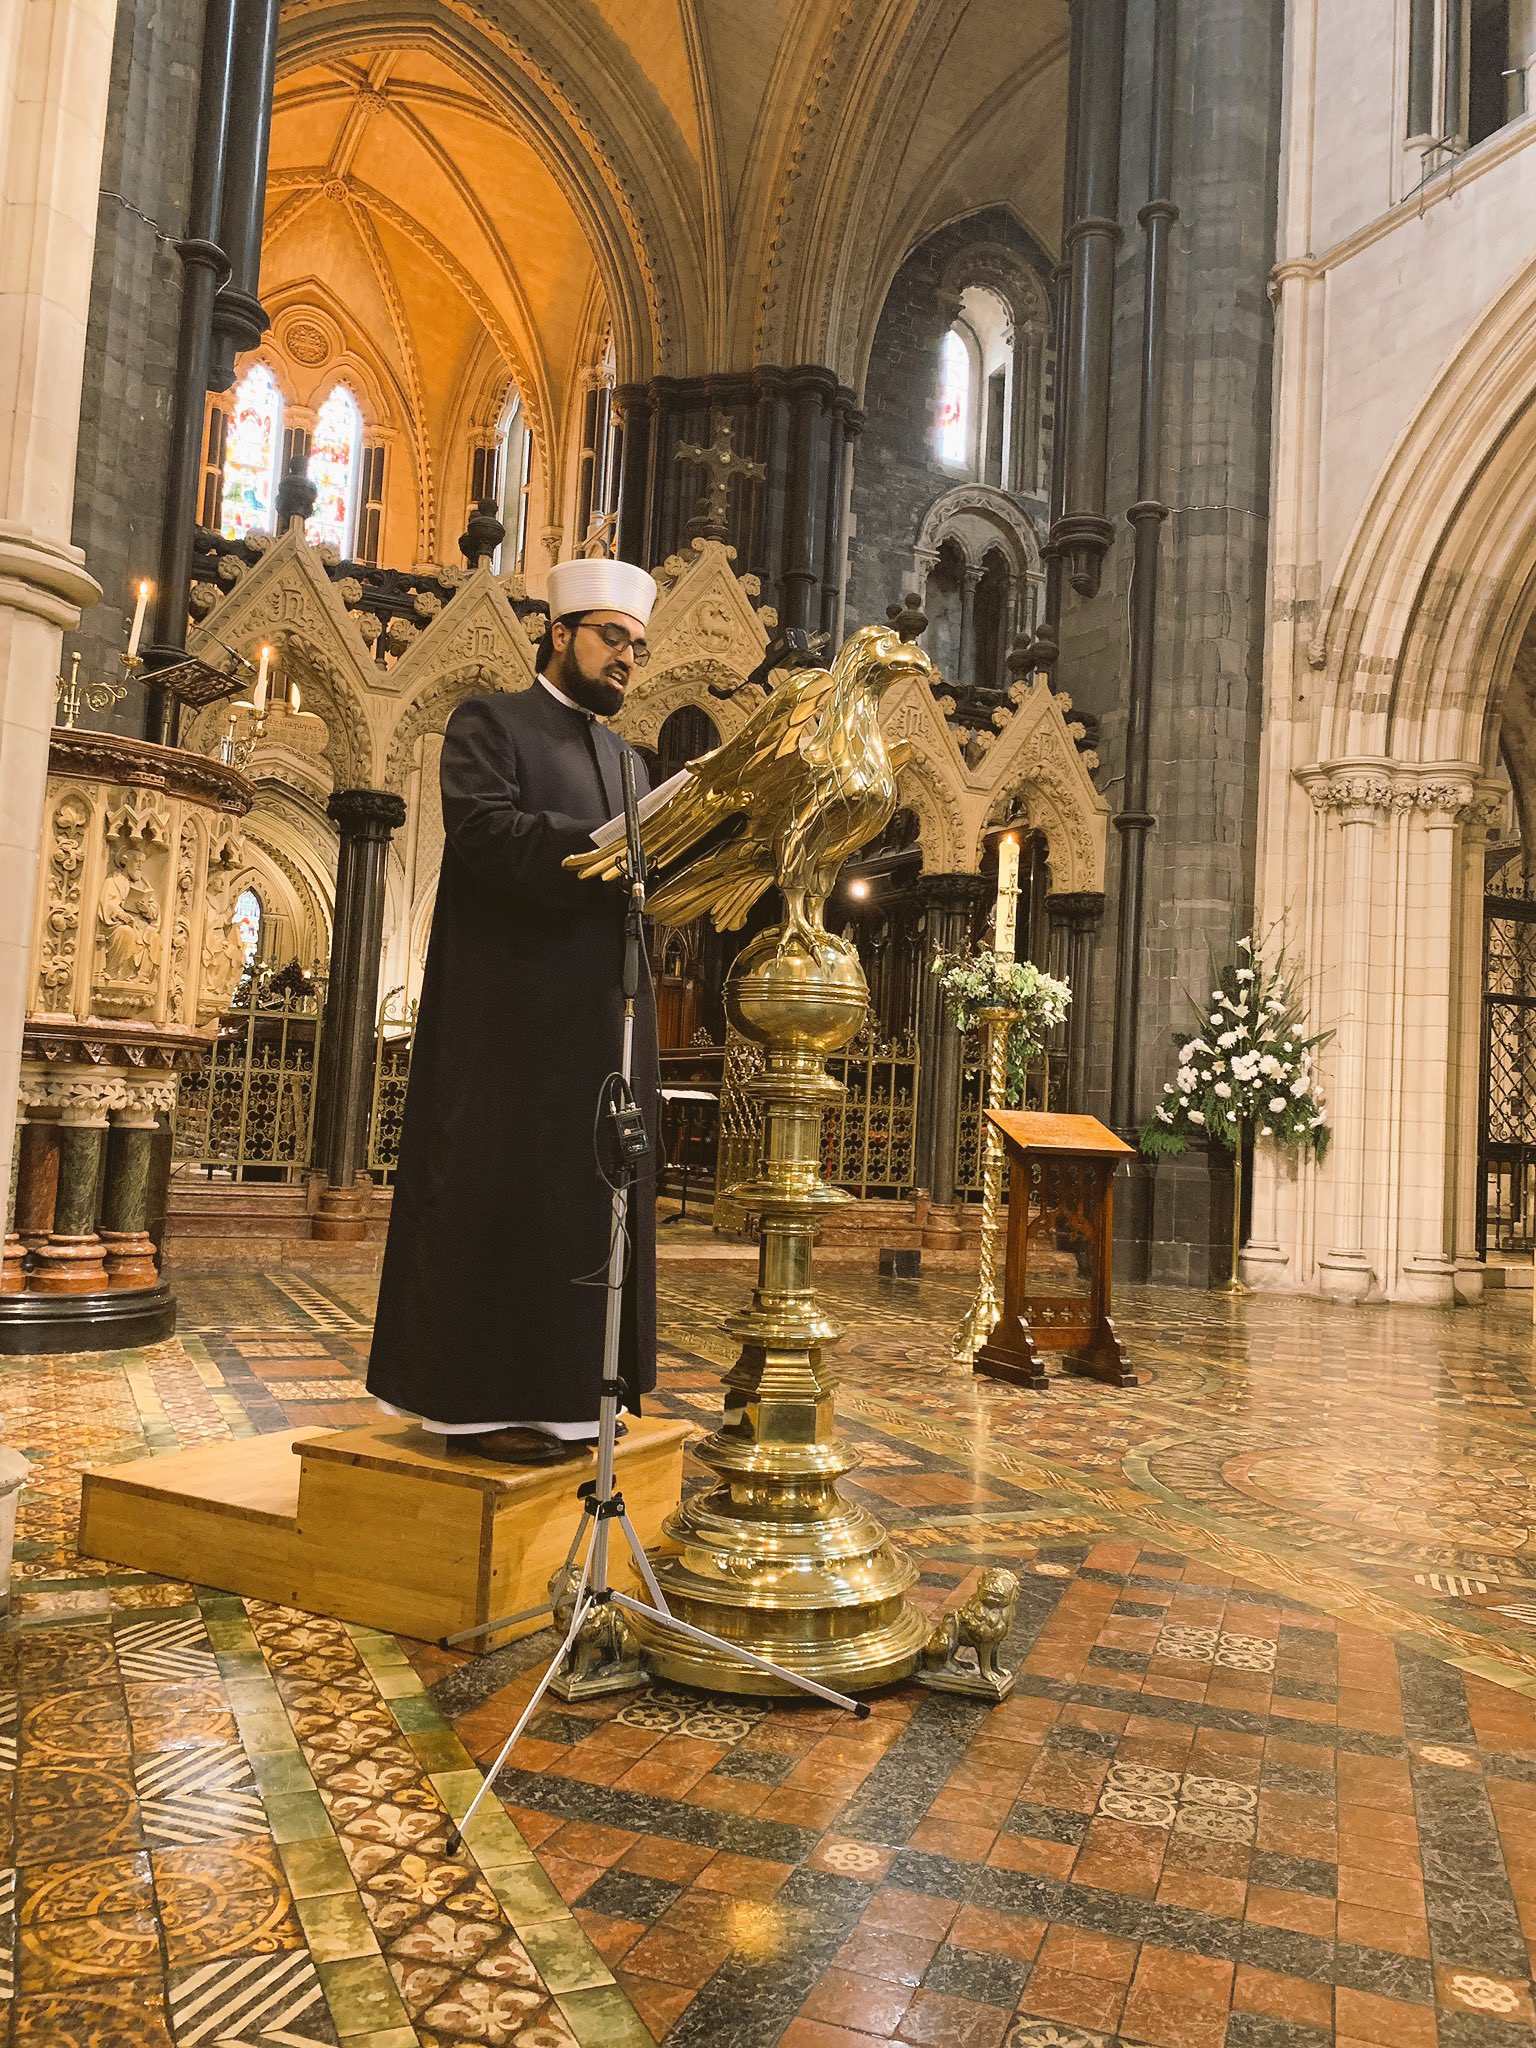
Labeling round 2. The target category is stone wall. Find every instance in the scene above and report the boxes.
[845,207,1053,638]
[63,0,205,732]
[1060,0,1284,1285]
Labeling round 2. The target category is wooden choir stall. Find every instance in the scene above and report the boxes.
[973,1109,1138,1391]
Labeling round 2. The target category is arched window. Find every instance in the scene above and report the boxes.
[936,287,1014,484]
[497,390,531,572]
[220,364,283,539]
[306,385,362,555]
[936,328,972,468]
[232,886,264,967]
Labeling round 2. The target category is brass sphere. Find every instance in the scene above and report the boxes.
[725,927,867,1057]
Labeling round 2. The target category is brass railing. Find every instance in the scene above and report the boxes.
[367,988,415,1184]
[172,978,326,1182]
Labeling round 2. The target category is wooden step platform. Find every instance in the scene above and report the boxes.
[80,1416,693,1648]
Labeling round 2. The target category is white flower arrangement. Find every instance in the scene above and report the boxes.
[1141,935,1331,1162]
[932,945,1071,1106]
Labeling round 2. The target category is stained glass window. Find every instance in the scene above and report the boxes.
[306,385,362,556]
[232,887,263,966]
[936,327,971,467]
[220,364,282,539]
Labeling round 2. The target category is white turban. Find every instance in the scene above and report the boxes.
[545,557,657,627]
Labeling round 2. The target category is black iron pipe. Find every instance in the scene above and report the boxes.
[210,0,281,389]
[144,0,236,747]
[1109,0,1179,1134]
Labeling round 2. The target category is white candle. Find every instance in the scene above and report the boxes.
[126,578,152,659]
[995,832,1020,964]
[253,646,270,713]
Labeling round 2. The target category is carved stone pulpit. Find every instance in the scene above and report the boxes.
[1,729,252,1350]
[973,1109,1138,1391]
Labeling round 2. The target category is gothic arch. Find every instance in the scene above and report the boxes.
[1313,251,1536,770]
[914,483,1042,571]
[384,666,518,793]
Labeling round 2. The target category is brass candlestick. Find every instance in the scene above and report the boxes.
[952,1003,1018,1363]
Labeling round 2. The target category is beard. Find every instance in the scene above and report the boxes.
[560,668,626,717]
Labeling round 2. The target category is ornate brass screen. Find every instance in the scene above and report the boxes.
[367,988,416,1184]
[172,981,325,1181]
[714,1025,921,1223]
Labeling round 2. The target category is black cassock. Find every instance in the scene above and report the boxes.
[367,680,658,1427]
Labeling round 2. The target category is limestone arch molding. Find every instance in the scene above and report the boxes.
[1312,251,1536,769]
[187,528,381,789]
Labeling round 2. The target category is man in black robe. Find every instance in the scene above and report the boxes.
[367,557,660,1463]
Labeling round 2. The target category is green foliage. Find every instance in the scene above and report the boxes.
[1139,936,1331,1163]
[932,946,1071,1106]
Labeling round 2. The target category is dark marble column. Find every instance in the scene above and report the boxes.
[912,874,987,1247]
[1047,891,1106,1113]
[143,0,236,746]
[208,0,280,389]
[1052,0,1125,602]
[100,1083,172,1290]
[30,1094,112,1293]
[315,790,406,1241]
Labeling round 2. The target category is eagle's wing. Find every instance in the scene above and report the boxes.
[565,664,837,885]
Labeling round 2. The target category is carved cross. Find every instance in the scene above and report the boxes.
[676,411,765,541]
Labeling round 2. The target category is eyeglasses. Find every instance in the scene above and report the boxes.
[577,619,651,666]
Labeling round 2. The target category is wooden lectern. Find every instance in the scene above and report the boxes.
[973,1109,1138,1391]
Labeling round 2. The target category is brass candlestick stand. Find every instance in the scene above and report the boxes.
[952,1003,1019,1363]
[1219,1124,1249,1295]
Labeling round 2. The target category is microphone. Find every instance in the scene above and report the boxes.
[620,747,647,895]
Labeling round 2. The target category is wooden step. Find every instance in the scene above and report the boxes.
[80,1416,692,1647]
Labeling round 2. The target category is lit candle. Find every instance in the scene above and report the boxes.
[995,832,1020,964]
[126,578,152,659]
[253,645,270,713]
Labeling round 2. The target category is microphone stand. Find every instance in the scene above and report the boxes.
[445,749,866,1858]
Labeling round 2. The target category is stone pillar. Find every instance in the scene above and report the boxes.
[314,789,406,1241]
[0,0,113,1215]
[30,1082,119,1293]
[1313,783,1381,1302]
[5,1088,62,1290]
[957,568,980,688]
[1047,891,1105,1113]
[207,0,280,389]
[100,1077,174,1289]
[912,874,987,1249]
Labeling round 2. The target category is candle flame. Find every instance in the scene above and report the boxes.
[138,579,152,599]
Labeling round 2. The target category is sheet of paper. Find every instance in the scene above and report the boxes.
[589,767,690,850]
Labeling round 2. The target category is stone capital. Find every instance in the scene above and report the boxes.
[326,788,407,841]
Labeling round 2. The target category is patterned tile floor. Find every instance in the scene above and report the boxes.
[3,1263,1536,2046]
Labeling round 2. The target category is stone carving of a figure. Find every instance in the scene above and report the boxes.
[200,864,249,1013]
[97,843,161,993]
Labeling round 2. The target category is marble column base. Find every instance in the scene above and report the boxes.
[29,1235,112,1293]
[101,1231,160,1290]
[1,1238,24,1295]
[313,1174,372,1243]
[920,1203,968,1253]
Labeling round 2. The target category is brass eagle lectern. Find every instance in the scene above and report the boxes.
[567,622,932,1692]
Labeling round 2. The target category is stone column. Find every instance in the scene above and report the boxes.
[100,1077,175,1290]
[0,0,113,1214]
[1312,779,1383,1302]
[957,568,981,688]
[314,789,406,1241]
[5,1085,61,1290]
[1047,892,1105,1113]
[912,874,987,1249]
[29,1080,122,1293]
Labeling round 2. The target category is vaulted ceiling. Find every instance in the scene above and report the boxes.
[260,0,1067,554]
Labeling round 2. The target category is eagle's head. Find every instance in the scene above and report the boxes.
[835,622,938,701]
